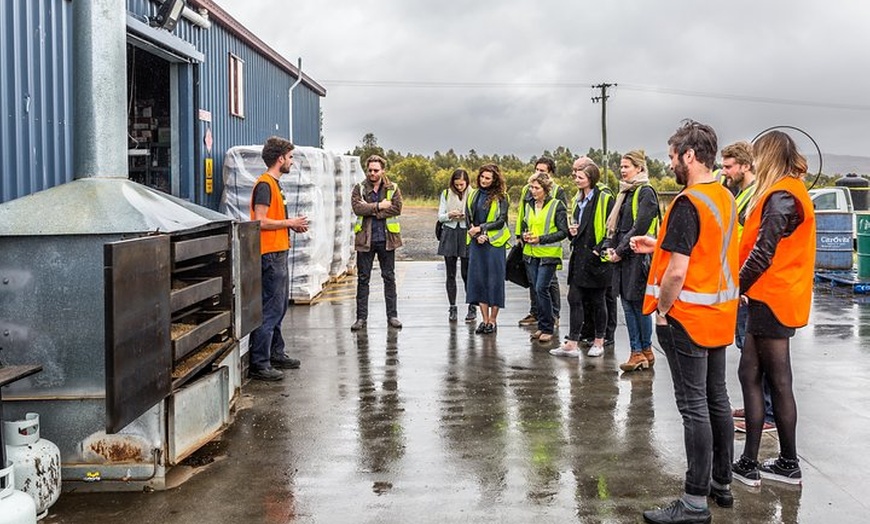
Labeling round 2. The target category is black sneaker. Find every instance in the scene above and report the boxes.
[642,499,711,524]
[709,484,733,508]
[465,305,477,323]
[475,322,487,334]
[249,367,284,381]
[759,456,802,485]
[732,456,762,487]
[448,306,458,322]
[350,319,367,331]
[271,356,301,369]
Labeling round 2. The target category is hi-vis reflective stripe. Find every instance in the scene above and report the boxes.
[645,188,739,305]
[524,199,560,247]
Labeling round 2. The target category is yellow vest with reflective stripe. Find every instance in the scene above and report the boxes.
[353,184,401,234]
[632,184,659,236]
[571,189,612,244]
[734,183,756,242]
[466,188,510,247]
[522,198,564,259]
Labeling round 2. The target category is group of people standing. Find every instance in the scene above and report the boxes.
[249,127,814,523]
[431,123,814,524]
[435,150,663,375]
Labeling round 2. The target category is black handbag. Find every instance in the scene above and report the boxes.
[435,220,443,240]
[505,243,530,288]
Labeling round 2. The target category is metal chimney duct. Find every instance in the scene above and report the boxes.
[73,0,128,180]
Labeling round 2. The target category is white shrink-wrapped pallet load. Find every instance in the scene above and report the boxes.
[220,145,338,302]
[284,146,335,301]
[219,145,265,221]
[333,155,363,277]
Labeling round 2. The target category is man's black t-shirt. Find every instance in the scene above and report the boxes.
[660,195,700,256]
[253,181,272,208]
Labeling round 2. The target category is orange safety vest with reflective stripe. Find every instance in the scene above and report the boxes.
[643,182,740,348]
[739,176,815,328]
[251,173,290,254]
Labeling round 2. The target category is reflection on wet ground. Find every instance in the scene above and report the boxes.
[46,262,870,523]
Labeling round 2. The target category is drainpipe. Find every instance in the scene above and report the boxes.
[72,0,128,179]
[288,58,302,143]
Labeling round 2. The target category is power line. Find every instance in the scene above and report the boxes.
[321,79,870,111]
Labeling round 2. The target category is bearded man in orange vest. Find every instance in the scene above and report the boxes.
[249,136,309,381]
[632,121,739,524]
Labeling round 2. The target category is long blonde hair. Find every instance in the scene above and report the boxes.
[745,131,807,216]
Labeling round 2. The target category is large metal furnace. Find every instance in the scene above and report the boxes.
[0,0,261,491]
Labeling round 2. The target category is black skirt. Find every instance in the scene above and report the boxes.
[437,224,468,258]
[746,299,796,338]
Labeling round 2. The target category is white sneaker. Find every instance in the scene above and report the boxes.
[549,347,580,358]
[587,345,605,357]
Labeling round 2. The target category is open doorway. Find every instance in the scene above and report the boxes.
[127,46,173,193]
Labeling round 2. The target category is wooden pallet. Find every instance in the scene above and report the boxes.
[290,271,356,305]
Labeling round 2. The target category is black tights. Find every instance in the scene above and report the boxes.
[737,334,797,462]
[445,256,469,306]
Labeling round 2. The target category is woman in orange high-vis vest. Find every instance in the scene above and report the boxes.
[731,131,815,488]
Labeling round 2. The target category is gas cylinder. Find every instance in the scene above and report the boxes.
[0,463,37,524]
[3,413,61,518]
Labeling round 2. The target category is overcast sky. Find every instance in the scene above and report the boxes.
[218,0,870,162]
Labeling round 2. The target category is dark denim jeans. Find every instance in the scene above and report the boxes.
[249,250,289,371]
[657,319,733,496]
[735,302,774,423]
[356,241,398,321]
[528,267,561,319]
[526,258,557,334]
[621,297,652,351]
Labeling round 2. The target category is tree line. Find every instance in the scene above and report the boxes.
[349,132,841,202]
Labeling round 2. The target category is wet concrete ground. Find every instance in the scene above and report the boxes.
[45,261,870,523]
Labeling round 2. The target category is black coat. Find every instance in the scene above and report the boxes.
[567,188,614,288]
[604,184,659,301]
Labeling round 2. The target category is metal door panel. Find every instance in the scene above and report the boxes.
[104,235,171,433]
[236,221,261,338]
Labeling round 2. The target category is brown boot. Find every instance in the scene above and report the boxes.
[641,347,656,367]
[619,351,649,372]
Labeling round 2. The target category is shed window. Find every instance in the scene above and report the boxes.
[229,54,245,118]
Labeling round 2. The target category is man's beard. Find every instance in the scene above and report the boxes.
[674,159,689,186]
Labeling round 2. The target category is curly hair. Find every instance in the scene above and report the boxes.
[478,163,506,205]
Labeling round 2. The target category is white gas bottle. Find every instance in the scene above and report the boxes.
[3,413,61,518]
[0,463,37,524]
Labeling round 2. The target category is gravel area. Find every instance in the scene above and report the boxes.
[395,206,441,261]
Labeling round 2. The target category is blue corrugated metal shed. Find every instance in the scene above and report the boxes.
[0,0,325,209]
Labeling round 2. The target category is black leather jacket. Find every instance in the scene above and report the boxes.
[739,191,805,294]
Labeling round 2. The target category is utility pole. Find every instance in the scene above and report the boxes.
[592,83,616,181]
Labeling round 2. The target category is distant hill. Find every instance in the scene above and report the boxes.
[810,154,870,176]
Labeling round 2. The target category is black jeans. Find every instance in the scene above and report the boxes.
[249,250,289,371]
[444,256,469,306]
[356,242,397,320]
[568,285,606,341]
[657,319,733,496]
[581,284,617,341]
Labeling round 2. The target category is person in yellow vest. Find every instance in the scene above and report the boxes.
[575,156,618,348]
[730,131,815,488]
[515,157,568,328]
[602,150,660,372]
[351,154,403,331]
[519,172,569,343]
[249,136,309,381]
[549,161,613,358]
[633,120,739,522]
[466,164,511,334]
[721,141,776,435]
